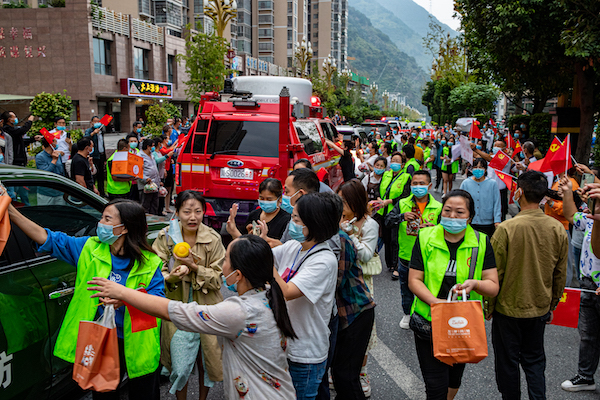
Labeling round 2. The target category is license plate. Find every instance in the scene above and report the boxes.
[220,167,253,180]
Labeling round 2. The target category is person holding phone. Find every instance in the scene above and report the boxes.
[1,111,41,166]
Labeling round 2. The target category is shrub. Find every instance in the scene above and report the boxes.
[29,91,74,136]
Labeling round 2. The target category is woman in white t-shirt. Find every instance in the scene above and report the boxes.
[88,235,297,400]
[269,192,341,400]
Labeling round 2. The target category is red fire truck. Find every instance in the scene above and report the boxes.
[175,76,344,230]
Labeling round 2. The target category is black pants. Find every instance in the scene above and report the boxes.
[316,314,339,400]
[92,338,160,400]
[141,192,159,215]
[129,184,140,202]
[434,164,442,190]
[382,224,399,272]
[492,311,550,400]
[332,308,374,400]
[414,333,466,400]
[500,188,508,221]
[107,193,130,201]
[577,277,600,379]
[93,153,107,198]
[471,224,495,237]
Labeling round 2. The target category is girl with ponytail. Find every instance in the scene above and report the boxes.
[88,235,297,399]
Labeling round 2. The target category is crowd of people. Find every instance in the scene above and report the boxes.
[2,112,600,400]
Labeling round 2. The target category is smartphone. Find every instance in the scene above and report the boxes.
[582,173,596,214]
[252,220,260,236]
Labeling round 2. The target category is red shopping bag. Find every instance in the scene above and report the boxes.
[431,289,488,366]
[72,305,120,392]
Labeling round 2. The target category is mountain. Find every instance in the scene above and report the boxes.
[347,6,428,112]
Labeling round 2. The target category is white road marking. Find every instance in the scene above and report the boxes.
[370,340,426,400]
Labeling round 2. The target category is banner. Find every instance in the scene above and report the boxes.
[459,135,473,165]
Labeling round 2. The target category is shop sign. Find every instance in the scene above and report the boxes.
[120,78,172,98]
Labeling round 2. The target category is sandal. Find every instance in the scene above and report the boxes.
[391,271,399,281]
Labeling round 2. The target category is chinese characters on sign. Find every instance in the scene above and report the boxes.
[120,78,173,98]
[0,26,46,59]
[0,351,13,389]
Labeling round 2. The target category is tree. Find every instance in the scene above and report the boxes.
[423,18,469,86]
[177,24,229,103]
[29,90,74,135]
[455,0,572,114]
[143,103,170,138]
[448,83,499,116]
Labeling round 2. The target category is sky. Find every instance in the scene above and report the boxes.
[412,0,461,31]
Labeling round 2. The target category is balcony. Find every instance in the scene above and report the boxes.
[258,1,273,10]
[92,6,130,37]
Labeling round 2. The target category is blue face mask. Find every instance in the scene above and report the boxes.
[136,128,142,133]
[259,199,279,214]
[374,168,385,175]
[288,220,306,243]
[97,222,124,245]
[222,270,239,292]
[167,139,172,146]
[411,133,417,137]
[0,154,4,164]
[492,147,501,155]
[411,185,429,198]
[13,117,18,125]
[472,169,485,179]
[378,149,383,155]
[93,122,102,129]
[281,190,299,214]
[440,217,468,234]
[440,140,447,145]
[390,163,402,172]
[476,145,482,150]
[151,146,156,152]
[129,142,138,149]
[514,134,520,139]
[56,126,66,131]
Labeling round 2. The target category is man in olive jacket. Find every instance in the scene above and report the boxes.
[486,170,568,400]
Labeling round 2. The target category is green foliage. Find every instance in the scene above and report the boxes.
[560,1,600,58]
[178,25,229,104]
[507,115,530,132]
[422,78,454,124]
[592,124,600,166]
[529,113,552,151]
[448,83,499,116]
[47,0,65,6]
[143,103,170,138]
[3,1,30,8]
[424,18,470,86]
[70,128,84,144]
[162,102,182,120]
[29,91,74,136]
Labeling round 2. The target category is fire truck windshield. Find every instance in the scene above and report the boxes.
[206,120,279,157]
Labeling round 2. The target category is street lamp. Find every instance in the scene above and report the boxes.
[322,54,337,91]
[294,37,313,78]
[204,0,237,38]
[382,90,389,110]
[369,83,378,104]
[340,67,352,92]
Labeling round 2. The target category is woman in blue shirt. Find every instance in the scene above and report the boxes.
[5,195,165,400]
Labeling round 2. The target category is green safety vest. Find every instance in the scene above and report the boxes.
[397,194,442,261]
[424,147,432,169]
[442,146,459,174]
[53,238,162,378]
[378,170,411,215]
[411,225,486,321]
[403,158,421,175]
[107,151,132,195]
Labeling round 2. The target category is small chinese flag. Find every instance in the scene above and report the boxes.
[551,288,581,328]
[40,128,57,145]
[549,135,573,176]
[513,141,522,158]
[99,114,113,126]
[539,137,563,172]
[489,151,511,171]
[528,158,550,172]
[508,180,517,205]
[316,168,327,182]
[469,121,482,139]
[493,169,515,191]
[123,288,158,333]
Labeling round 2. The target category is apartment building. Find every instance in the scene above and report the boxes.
[306,0,347,74]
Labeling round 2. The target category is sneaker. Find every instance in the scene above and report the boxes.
[561,374,596,392]
[399,315,410,330]
[360,373,371,398]
[328,370,334,390]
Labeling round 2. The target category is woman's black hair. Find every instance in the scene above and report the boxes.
[337,179,369,219]
[296,192,343,243]
[441,189,476,220]
[229,235,297,339]
[259,178,283,198]
[381,142,392,155]
[141,138,154,150]
[374,156,388,167]
[105,199,155,268]
[175,189,206,212]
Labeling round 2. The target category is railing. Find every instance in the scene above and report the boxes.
[91,6,130,37]
[132,18,165,46]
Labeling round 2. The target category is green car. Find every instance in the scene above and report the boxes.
[0,165,167,399]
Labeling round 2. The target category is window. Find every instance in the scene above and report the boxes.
[134,47,149,80]
[259,42,274,51]
[258,0,272,10]
[258,14,272,24]
[193,0,204,14]
[313,3,318,9]
[313,13,318,19]
[288,16,292,28]
[313,31,318,38]
[294,121,323,155]
[287,2,292,13]
[168,55,175,83]
[287,29,292,41]
[320,122,335,141]
[206,121,279,157]
[313,23,318,29]
[93,38,111,75]
[259,56,274,63]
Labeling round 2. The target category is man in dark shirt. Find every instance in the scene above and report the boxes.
[0,111,41,166]
[71,137,98,195]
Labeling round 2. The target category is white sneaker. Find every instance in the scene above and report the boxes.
[561,374,596,391]
[360,373,371,398]
[399,315,410,330]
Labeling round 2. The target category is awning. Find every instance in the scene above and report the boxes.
[0,94,35,101]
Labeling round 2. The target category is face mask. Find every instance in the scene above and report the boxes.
[222,270,239,292]
[129,142,138,149]
[390,163,402,172]
[136,128,142,133]
[0,154,4,163]
[440,140,447,145]
[97,222,124,245]
[472,169,485,179]
[12,117,18,125]
[93,122,102,129]
[151,146,156,152]
[476,145,482,150]
[281,190,299,214]
[288,220,306,243]
[520,124,525,129]
[417,144,422,148]
[514,134,520,139]
[378,149,383,155]
[259,199,279,214]
[492,147,501,155]
[167,139,172,146]
[449,142,455,146]
[411,133,416,137]
[411,185,429,198]
[56,126,66,131]
[374,168,385,176]
[440,217,468,234]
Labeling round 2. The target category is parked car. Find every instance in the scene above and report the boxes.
[0,165,167,400]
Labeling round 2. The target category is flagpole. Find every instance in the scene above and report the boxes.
[565,133,570,175]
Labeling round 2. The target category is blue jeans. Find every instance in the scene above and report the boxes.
[289,359,327,400]
[316,314,339,400]
[398,259,414,315]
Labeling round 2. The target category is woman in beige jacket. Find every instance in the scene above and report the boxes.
[152,190,225,400]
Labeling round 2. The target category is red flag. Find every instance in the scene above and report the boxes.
[528,158,550,172]
[549,135,573,175]
[123,288,157,333]
[508,181,517,205]
[493,169,515,191]
[40,128,57,146]
[551,288,581,328]
[489,151,511,171]
[540,137,563,172]
[513,141,522,158]
[99,114,113,126]
[506,133,516,150]
[469,122,482,139]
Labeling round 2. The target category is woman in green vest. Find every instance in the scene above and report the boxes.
[6,197,164,400]
[408,190,499,400]
[440,138,460,197]
[377,151,411,273]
